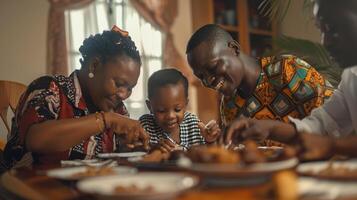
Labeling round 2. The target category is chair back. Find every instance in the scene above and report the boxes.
[0,81,26,149]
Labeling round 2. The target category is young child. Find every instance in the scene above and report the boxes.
[139,68,221,153]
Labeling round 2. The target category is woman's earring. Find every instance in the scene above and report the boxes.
[88,72,94,78]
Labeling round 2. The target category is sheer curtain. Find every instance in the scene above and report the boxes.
[65,0,163,119]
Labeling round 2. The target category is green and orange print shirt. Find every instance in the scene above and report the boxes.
[220,55,334,128]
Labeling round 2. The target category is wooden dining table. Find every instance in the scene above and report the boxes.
[0,160,356,200]
[0,161,290,200]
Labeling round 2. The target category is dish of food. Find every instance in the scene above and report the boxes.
[179,141,298,177]
[257,146,285,161]
[46,166,137,180]
[114,184,155,194]
[297,160,357,180]
[71,166,115,179]
[77,172,199,200]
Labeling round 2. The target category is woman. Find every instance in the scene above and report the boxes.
[4,26,149,167]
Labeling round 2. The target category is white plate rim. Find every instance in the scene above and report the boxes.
[97,152,147,158]
[297,160,357,181]
[297,160,357,174]
[46,166,137,180]
[76,172,199,197]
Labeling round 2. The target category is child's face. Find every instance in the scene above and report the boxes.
[147,83,188,134]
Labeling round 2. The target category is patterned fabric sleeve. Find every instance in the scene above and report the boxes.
[139,114,160,145]
[290,67,357,137]
[220,96,228,127]
[4,76,62,162]
[264,55,334,121]
[182,112,205,146]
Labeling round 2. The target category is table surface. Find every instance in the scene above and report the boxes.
[1,161,357,200]
[0,162,281,200]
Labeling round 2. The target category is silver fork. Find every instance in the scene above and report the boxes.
[82,159,116,168]
[163,133,188,151]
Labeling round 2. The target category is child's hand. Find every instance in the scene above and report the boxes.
[199,120,221,143]
[159,139,177,153]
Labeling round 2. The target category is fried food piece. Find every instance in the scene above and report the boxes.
[72,166,114,178]
[260,139,285,147]
[242,140,266,164]
[114,184,155,193]
[317,165,357,176]
[187,145,240,164]
[282,146,297,159]
[140,149,170,162]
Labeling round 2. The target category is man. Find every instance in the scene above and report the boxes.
[186,24,333,145]
[225,0,357,159]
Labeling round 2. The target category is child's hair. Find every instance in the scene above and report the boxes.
[148,68,189,99]
[79,29,141,68]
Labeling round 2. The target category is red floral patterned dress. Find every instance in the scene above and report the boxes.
[4,71,129,166]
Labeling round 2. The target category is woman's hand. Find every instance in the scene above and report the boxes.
[106,112,150,150]
[199,120,221,143]
[158,139,177,153]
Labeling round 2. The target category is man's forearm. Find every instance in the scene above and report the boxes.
[333,136,357,157]
[269,121,298,143]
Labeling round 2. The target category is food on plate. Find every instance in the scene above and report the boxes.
[139,149,185,163]
[186,140,295,165]
[241,140,266,164]
[260,139,285,147]
[315,164,357,176]
[140,149,170,162]
[136,140,295,165]
[187,145,240,164]
[114,184,155,193]
[72,166,115,178]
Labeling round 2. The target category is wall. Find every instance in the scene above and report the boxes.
[280,0,321,43]
[0,0,49,85]
[171,0,193,59]
[0,0,49,141]
[171,0,198,115]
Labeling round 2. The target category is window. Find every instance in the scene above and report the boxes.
[65,0,163,119]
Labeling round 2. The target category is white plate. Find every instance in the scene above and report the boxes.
[46,166,137,180]
[98,152,147,159]
[257,146,284,150]
[297,160,357,180]
[60,159,116,167]
[180,157,298,177]
[77,172,199,200]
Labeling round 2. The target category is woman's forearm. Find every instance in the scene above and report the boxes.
[26,114,102,153]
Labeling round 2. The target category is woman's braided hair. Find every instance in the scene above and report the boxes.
[79,27,141,68]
